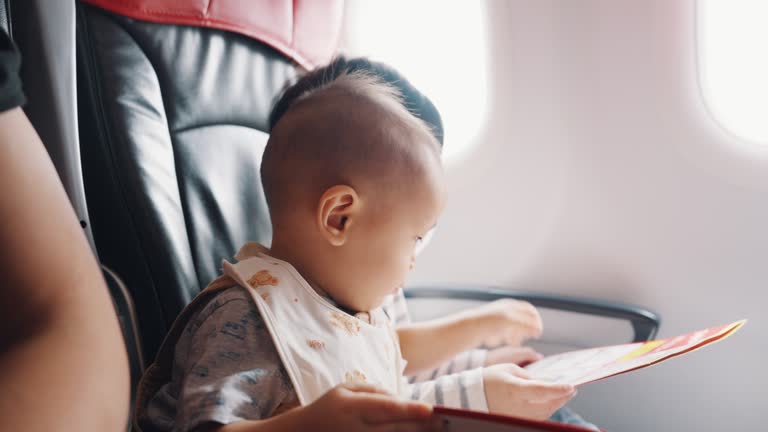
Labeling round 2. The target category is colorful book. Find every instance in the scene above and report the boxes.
[434,320,745,431]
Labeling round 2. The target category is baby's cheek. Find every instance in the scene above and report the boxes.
[394,257,412,284]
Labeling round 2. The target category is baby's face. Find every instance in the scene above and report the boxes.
[267,85,447,313]
[331,161,446,312]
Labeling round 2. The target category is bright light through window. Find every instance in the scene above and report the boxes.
[343,0,488,162]
[699,1,768,145]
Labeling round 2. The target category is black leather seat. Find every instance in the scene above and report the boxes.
[74,0,660,397]
[76,3,299,362]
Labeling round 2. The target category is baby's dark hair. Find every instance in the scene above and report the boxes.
[268,56,444,147]
[261,57,443,221]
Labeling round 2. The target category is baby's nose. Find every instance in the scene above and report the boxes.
[409,256,416,271]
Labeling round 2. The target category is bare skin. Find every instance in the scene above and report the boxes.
[484,364,577,420]
[265,84,446,313]
[0,107,130,431]
[398,298,544,375]
[209,384,442,432]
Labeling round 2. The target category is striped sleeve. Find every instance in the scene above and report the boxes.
[406,368,488,412]
[382,289,411,325]
[409,349,487,383]
[388,289,488,410]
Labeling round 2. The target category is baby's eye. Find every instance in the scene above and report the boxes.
[414,228,436,256]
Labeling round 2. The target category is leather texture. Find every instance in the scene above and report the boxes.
[79,0,343,69]
[76,3,299,361]
[102,266,145,409]
[1,0,9,35]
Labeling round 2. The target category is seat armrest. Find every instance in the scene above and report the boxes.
[404,286,661,343]
[102,266,145,401]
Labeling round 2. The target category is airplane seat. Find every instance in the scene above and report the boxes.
[103,265,145,416]
[0,0,8,34]
[69,0,661,425]
[74,0,343,366]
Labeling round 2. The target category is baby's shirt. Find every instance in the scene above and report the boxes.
[143,286,488,432]
[143,287,295,431]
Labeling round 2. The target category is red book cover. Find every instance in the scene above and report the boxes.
[434,407,598,432]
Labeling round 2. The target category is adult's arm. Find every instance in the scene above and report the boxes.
[0,106,129,429]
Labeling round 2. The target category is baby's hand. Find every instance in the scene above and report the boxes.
[483,364,576,420]
[484,346,544,368]
[293,383,442,432]
[475,299,543,348]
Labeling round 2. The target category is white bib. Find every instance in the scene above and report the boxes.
[222,247,407,405]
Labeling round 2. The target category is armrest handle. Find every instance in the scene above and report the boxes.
[404,286,661,343]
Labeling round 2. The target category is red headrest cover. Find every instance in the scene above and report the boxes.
[80,0,344,69]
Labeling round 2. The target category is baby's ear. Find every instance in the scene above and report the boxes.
[316,185,360,246]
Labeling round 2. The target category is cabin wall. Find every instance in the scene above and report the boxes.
[345,1,767,430]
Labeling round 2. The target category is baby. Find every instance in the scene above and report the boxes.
[135,57,592,432]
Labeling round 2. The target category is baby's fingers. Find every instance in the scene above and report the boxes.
[505,303,543,337]
[523,382,576,403]
[520,309,544,337]
[527,390,578,419]
[359,395,434,424]
[512,347,544,367]
[493,362,533,379]
[339,383,435,425]
[342,382,393,396]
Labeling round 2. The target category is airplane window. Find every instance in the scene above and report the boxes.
[343,0,488,163]
[698,0,768,145]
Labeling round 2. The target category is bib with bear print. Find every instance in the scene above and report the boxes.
[221,243,407,405]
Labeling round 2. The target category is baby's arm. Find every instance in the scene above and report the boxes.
[406,366,488,412]
[398,313,488,375]
[408,349,487,383]
[397,299,543,375]
[405,362,574,421]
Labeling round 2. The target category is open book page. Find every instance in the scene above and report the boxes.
[434,407,596,432]
[523,320,746,386]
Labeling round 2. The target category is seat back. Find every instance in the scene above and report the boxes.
[77,4,306,359]
[75,1,340,362]
[1,0,10,34]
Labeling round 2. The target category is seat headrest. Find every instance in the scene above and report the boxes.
[80,0,343,69]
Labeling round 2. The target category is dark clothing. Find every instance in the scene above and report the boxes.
[0,30,25,112]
